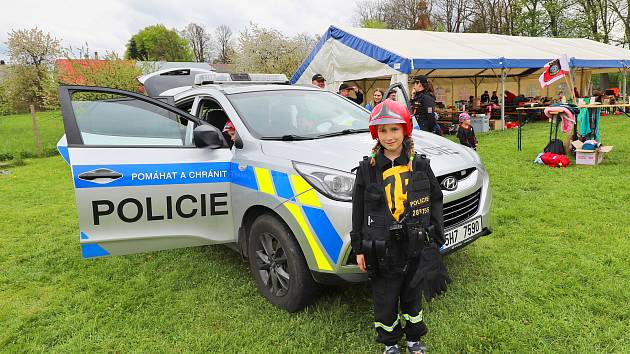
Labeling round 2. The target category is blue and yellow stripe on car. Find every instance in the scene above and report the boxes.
[289,174,322,208]
[283,201,333,271]
[230,163,343,271]
[254,167,276,195]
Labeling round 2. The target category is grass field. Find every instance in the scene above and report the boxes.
[0,111,64,160]
[0,116,629,353]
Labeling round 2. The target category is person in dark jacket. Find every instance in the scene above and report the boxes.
[410,75,437,134]
[339,83,364,104]
[512,94,527,106]
[456,112,478,150]
[490,91,499,104]
[480,90,490,104]
[351,99,446,354]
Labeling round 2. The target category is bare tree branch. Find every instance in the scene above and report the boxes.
[181,23,213,62]
[215,25,235,64]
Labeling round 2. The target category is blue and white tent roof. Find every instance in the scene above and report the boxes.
[292,26,630,85]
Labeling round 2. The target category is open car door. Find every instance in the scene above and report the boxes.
[58,86,234,258]
[386,82,411,111]
[387,82,419,129]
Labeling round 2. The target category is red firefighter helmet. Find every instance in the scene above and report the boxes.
[368,99,412,139]
[223,119,235,132]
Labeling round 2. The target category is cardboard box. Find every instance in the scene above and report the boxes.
[571,141,614,165]
[490,120,503,130]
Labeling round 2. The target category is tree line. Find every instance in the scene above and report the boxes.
[124,22,317,76]
[2,2,628,114]
[355,0,630,47]
[0,24,317,114]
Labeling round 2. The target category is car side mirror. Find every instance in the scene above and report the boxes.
[194,125,227,148]
[234,133,244,149]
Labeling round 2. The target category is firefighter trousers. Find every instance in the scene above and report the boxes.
[371,257,428,346]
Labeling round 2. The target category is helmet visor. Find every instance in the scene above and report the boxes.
[369,101,407,126]
[368,116,407,126]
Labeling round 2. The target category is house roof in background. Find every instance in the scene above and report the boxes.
[210,63,235,73]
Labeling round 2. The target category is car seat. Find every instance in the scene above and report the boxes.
[203,109,229,132]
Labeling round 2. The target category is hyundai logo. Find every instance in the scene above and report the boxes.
[441,176,458,191]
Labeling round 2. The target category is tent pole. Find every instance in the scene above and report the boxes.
[623,66,628,104]
[579,68,587,97]
[501,68,506,130]
[546,85,550,99]
[572,71,577,101]
[474,76,478,99]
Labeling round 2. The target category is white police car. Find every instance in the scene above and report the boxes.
[57,72,492,311]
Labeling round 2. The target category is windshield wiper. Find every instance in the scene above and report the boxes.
[317,128,369,138]
[260,134,315,141]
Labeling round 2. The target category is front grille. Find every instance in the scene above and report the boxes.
[437,167,476,190]
[443,189,482,229]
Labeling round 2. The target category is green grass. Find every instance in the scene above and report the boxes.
[1,117,629,353]
[0,111,64,160]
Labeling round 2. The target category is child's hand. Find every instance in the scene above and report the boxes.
[356,254,367,272]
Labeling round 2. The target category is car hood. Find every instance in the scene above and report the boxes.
[260,130,477,176]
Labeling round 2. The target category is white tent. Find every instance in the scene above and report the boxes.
[292,26,630,125]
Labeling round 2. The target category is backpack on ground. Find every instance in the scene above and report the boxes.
[544,116,565,155]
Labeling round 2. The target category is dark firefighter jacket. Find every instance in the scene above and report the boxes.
[350,146,444,265]
[411,91,436,126]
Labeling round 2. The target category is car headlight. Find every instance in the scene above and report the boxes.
[292,162,355,202]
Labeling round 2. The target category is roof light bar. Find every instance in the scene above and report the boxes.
[194,73,289,85]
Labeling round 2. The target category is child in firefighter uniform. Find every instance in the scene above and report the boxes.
[351,99,449,354]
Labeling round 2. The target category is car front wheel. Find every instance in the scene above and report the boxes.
[247,213,318,312]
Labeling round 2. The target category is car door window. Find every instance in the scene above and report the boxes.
[70,91,193,146]
[176,98,195,114]
[195,98,234,144]
[197,99,229,130]
[387,83,411,111]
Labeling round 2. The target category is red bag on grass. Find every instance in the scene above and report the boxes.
[540,152,570,168]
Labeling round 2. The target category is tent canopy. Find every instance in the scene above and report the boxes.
[292,26,630,85]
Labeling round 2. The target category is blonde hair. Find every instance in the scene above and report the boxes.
[369,141,382,166]
[373,88,385,99]
[407,137,415,171]
[369,136,416,171]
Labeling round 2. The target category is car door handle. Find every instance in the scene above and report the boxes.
[78,168,123,181]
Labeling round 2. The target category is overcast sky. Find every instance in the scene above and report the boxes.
[0,0,360,61]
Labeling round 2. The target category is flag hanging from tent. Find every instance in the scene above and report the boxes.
[539,55,570,88]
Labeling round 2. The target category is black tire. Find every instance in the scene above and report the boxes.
[247,213,318,312]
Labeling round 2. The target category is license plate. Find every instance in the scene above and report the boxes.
[442,217,482,250]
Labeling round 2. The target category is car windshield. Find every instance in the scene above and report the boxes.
[227,90,369,139]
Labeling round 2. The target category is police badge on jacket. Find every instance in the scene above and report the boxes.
[349,99,449,353]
